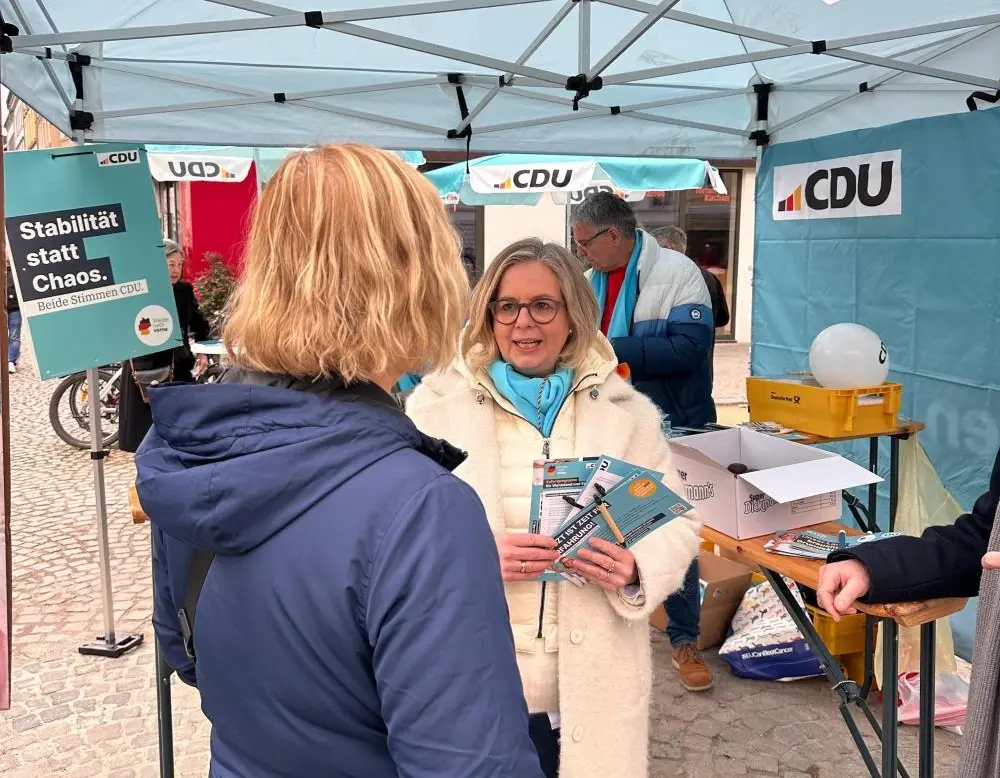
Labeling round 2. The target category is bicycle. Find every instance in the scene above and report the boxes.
[49,350,227,450]
[48,364,122,450]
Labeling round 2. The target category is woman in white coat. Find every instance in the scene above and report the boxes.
[407,238,701,778]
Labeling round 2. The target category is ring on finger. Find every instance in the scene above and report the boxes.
[604,567,613,582]
[520,560,527,574]
[608,560,617,575]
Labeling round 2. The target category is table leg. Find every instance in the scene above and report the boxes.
[869,437,880,532]
[155,638,175,778]
[881,618,899,778]
[861,616,877,700]
[919,622,936,778]
[760,569,881,778]
[889,436,901,532]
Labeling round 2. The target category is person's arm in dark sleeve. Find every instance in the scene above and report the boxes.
[151,526,198,687]
[366,475,544,778]
[186,286,212,342]
[611,305,713,381]
[706,272,730,329]
[829,449,1000,601]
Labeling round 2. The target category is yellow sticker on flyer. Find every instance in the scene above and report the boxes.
[629,478,657,498]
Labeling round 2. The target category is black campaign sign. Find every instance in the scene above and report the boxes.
[5,204,124,303]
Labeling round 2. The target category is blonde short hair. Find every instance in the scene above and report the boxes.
[463,238,600,372]
[224,144,469,383]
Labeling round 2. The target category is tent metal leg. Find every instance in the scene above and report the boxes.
[155,638,175,778]
[919,622,936,778]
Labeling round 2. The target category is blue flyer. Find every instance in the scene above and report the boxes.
[550,469,694,571]
[4,144,181,378]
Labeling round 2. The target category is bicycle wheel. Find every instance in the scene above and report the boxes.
[49,369,120,450]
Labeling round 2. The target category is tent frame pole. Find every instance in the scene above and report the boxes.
[771,24,999,135]
[578,0,591,74]
[5,0,71,109]
[585,0,681,81]
[452,0,576,136]
[11,0,558,48]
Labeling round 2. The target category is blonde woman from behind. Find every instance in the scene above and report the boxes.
[407,238,701,778]
[136,145,546,778]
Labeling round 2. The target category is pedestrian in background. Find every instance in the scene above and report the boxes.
[651,226,730,386]
[571,194,716,693]
[118,239,210,452]
[6,263,21,375]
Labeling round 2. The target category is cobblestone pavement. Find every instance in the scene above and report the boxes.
[0,348,963,777]
[713,341,750,406]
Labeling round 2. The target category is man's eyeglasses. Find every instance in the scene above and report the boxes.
[488,298,564,325]
[572,227,611,252]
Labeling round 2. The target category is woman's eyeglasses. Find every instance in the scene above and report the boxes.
[489,298,564,325]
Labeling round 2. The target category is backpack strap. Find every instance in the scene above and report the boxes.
[178,549,215,662]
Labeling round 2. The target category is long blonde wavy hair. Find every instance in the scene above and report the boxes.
[224,144,469,383]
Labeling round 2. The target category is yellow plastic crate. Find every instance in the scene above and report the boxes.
[747,377,902,438]
[837,651,875,688]
[807,604,867,656]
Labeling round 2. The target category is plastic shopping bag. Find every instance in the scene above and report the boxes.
[896,671,968,728]
[719,578,823,682]
[874,437,958,688]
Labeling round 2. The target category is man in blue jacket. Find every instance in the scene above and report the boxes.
[571,192,716,692]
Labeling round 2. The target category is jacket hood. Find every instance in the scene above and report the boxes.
[452,328,620,393]
[135,371,462,555]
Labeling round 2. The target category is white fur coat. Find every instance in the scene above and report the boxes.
[406,338,701,778]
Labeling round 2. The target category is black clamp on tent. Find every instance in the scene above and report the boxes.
[0,17,17,54]
[68,53,94,131]
[967,89,1000,111]
[749,82,773,147]
[566,74,602,111]
[446,74,474,167]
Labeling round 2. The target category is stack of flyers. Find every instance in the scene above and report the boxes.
[763,529,904,559]
[528,455,694,582]
[528,457,600,584]
[528,457,601,537]
[550,469,693,574]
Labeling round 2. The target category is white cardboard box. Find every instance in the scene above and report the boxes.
[667,427,883,540]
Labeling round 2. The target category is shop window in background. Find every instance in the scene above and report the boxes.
[447,201,485,282]
[154,181,180,242]
[421,159,485,282]
[623,169,742,340]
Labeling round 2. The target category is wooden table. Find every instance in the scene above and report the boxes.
[702,521,966,778]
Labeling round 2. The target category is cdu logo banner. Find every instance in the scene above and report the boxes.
[772,150,902,221]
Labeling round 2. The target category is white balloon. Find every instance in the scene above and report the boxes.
[809,324,889,389]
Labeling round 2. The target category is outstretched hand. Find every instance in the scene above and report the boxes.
[816,560,871,622]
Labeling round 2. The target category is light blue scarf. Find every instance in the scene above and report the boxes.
[488,361,573,437]
[395,373,422,392]
[589,231,643,339]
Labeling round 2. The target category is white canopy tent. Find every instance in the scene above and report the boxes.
[0,1,998,159]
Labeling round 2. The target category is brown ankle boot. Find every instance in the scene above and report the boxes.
[672,643,713,692]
